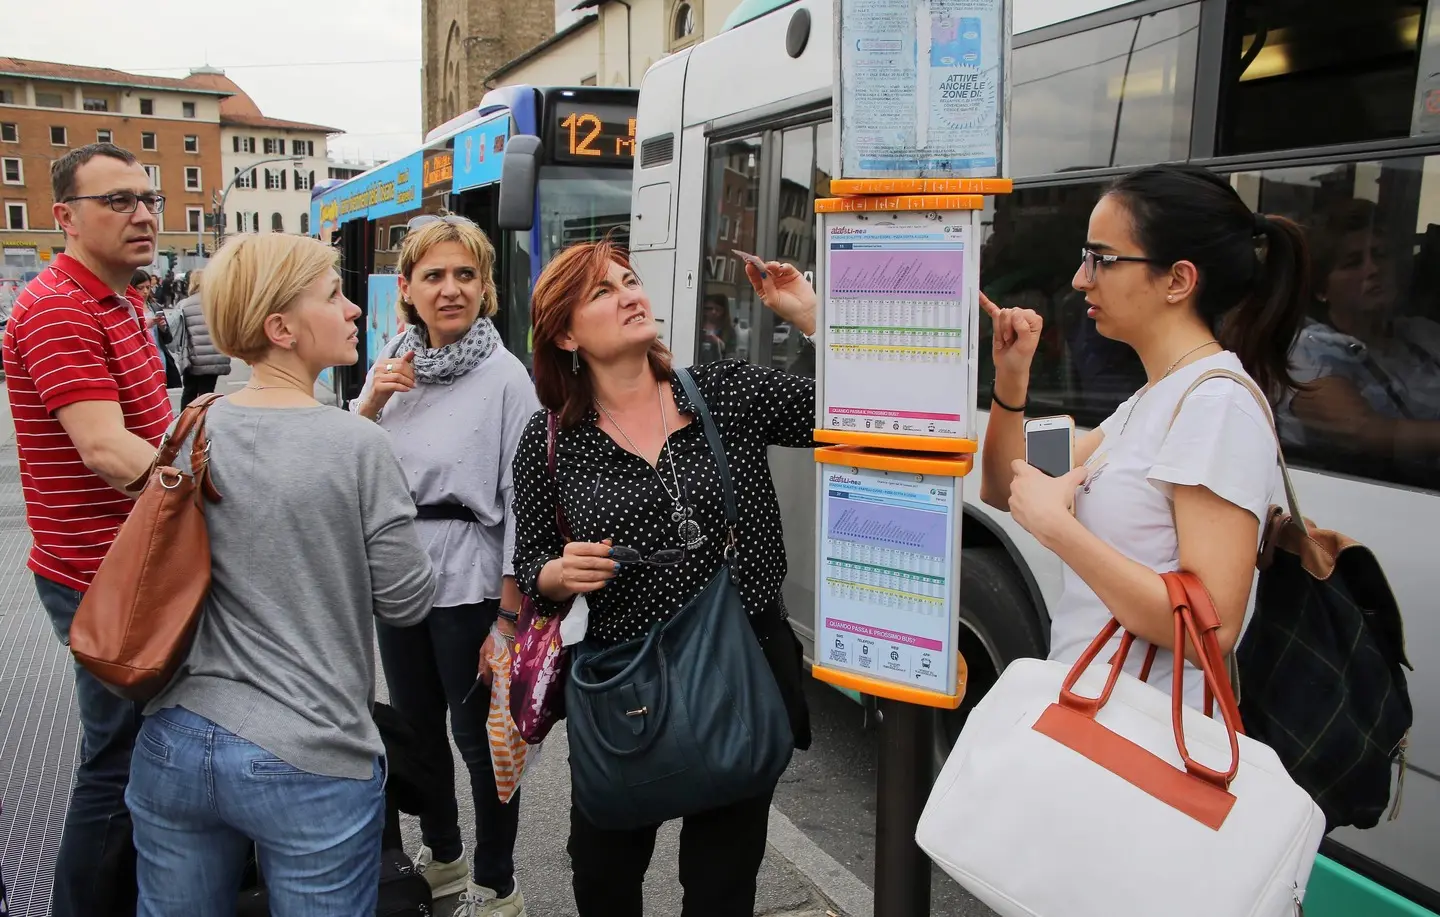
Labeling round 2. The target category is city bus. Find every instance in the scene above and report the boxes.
[626,0,1440,913]
[309,84,638,404]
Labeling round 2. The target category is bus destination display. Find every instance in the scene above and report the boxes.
[551,102,637,164]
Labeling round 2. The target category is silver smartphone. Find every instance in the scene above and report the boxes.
[1024,415,1075,478]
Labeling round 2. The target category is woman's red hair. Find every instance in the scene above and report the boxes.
[531,239,673,428]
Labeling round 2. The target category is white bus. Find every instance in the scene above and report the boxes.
[625,0,1440,913]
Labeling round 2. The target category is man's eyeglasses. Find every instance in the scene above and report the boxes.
[61,192,165,215]
[1079,247,1165,285]
[611,546,686,567]
[405,213,478,232]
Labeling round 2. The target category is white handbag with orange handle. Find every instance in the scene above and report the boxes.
[916,571,1325,917]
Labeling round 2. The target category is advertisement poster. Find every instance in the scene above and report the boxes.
[817,465,958,693]
[819,211,975,440]
[838,0,1006,178]
[366,274,404,370]
[311,152,423,229]
[452,113,510,193]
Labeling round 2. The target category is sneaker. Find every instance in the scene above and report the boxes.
[413,844,469,899]
[452,880,526,917]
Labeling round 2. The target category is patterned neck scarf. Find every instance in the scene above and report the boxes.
[399,316,501,385]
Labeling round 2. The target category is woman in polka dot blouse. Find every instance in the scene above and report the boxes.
[511,239,818,917]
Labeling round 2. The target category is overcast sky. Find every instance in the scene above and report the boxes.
[3,0,424,165]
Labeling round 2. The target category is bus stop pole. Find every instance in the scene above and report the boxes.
[874,698,932,917]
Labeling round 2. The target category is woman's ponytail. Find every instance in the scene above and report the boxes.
[1221,213,1311,400]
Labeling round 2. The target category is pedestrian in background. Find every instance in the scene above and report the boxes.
[352,214,537,917]
[1,142,173,917]
[176,269,231,408]
[125,231,437,914]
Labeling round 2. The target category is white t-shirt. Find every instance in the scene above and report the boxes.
[1048,352,1280,710]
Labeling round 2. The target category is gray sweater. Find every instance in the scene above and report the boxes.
[351,336,540,607]
[180,294,231,376]
[146,400,436,779]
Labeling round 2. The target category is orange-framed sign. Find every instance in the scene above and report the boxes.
[811,448,971,707]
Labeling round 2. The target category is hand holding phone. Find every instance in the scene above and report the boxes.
[1024,416,1075,478]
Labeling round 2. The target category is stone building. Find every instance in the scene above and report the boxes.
[420,0,556,133]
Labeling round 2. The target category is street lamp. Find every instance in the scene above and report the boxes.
[216,156,305,244]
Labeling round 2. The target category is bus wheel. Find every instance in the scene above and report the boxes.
[931,546,1046,777]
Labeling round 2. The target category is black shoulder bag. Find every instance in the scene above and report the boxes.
[566,367,795,831]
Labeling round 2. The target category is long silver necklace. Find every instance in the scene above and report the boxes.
[595,383,705,550]
[1119,340,1220,434]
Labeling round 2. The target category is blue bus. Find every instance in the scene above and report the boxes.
[310,84,638,405]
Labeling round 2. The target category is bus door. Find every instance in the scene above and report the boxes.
[335,218,374,406]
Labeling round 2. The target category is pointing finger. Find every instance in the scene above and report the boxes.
[979,292,1002,320]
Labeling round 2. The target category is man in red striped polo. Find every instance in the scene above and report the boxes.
[2,143,173,917]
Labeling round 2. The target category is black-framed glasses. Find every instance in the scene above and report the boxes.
[405,213,478,232]
[61,192,165,214]
[1079,247,1165,285]
[611,546,686,567]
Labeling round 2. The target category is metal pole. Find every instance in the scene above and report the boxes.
[216,155,303,245]
[874,698,932,917]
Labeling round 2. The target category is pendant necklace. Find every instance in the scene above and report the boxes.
[596,383,706,550]
[1118,340,1220,435]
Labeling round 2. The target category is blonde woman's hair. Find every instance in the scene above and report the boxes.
[396,218,499,328]
[186,268,203,295]
[203,233,339,363]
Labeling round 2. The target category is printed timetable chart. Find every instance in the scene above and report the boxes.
[816,462,961,695]
[816,204,980,445]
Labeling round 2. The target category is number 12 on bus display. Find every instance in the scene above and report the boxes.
[555,103,637,164]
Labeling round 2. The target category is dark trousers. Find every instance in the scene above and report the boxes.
[179,372,218,410]
[35,574,141,917]
[376,600,519,895]
[569,789,774,917]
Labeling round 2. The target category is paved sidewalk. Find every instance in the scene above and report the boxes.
[0,373,849,917]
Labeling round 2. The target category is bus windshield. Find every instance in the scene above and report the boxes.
[536,165,633,263]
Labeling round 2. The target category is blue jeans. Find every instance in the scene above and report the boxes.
[125,706,385,917]
[35,573,142,917]
[377,600,520,894]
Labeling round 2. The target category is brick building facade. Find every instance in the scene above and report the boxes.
[0,57,226,269]
[420,0,555,133]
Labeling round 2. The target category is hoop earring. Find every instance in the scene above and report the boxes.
[571,349,579,374]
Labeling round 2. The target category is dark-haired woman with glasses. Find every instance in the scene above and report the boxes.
[511,239,816,917]
[349,214,538,917]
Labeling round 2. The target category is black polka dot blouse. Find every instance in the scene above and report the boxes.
[511,359,816,647]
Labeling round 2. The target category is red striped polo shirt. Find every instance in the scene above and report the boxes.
[2,254,174,591]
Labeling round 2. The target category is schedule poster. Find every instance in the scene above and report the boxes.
[836,0,1009,179]
[817,465,959,693]
[818,211,975,440]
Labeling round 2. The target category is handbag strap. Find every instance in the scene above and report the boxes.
[136,393,223,500]
[1166,368,1304,525]
[673,368,738,552]
[1057,571,1243,789]
[547,411,572,542]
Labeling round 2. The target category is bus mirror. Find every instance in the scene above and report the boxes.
[497,134,542,232]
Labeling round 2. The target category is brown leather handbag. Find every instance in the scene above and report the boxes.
[70,393,223,701]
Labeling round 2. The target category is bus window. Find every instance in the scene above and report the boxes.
[1228,156,1440,492]
[1220,0,1423,155]
[770,124,828,378]
[697,136,763,366]
[1010,4,1200,177]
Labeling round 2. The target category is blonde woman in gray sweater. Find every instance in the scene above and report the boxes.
[125,232,436,915]
[352,215,539,917]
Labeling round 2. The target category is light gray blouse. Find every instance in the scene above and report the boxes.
[352,335,540,608]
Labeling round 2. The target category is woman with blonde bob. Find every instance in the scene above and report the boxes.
[124,233,437,915]
[350,214,538,917]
